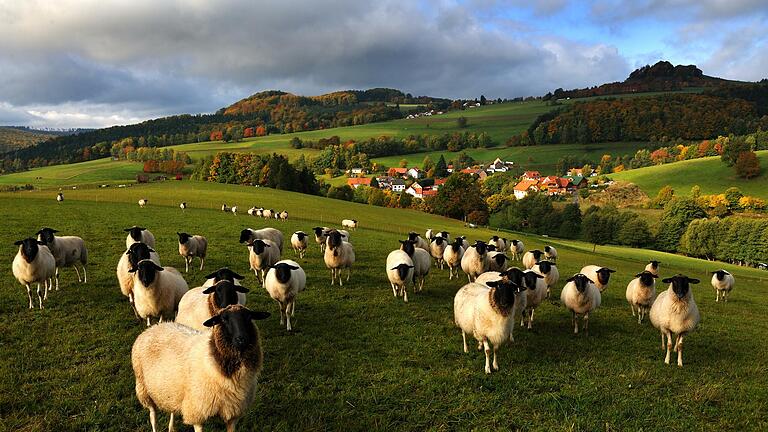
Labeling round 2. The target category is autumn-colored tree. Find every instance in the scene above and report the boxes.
[210,130,223,141]
[734,151,761,179]
[243,127,254,138]
[255,125,267,136]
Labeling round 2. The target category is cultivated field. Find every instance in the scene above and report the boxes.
[2,181,767,431]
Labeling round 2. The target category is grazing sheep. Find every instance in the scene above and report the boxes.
[532,260,559,298]
[176,280,250,331]
[522,249,543,270]
[487,251,509,272]
[36,227,88,290]
[544,245,557,262]
[342,219,358,230]
[274,212,280,220]
[580,265,616,292]
[430,236,447,269]
[324,230,355,286]
[239,227,284,252]
[177,232,208,272]
[645,260,661,275]
[650,275,701,366]
[117,243,161,318]
[626,271,658,324]
[461,241,490,282]
[262,209,273,219]
[443,239,464,280]
[264,260,306,331]
[453,279,526,374]
[221,203,229,212]
[521,270,547,329]
[387,248,415,302]
[291,231,309,258]
[510,240,524,261]
[130,259,189,326]
[560,273,602,334]
[131,305,270,432]
[12,238,55,309]
[179,202,187,211]
[231,206,238,216]
[279,210,289,222]
[312,226,330,252]
[125,226,156,249]
[711,270,735,302]
[255,208,264,218]
[56,192,64,202]
[246,239,280,284]
[138,198,148,208]
[407,231,430,251]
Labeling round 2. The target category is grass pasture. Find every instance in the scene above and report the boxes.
[0,158,144,188]
[1,181,767,431]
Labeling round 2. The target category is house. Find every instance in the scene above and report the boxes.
[513,179,539,199]
[563,175,587,189]
[421,188,438,198]
[522,171,541,181]
[346,167,367,175]
[376,176,392,190]
[388,167,408,178]
[567,167,596,177]
[447,164,455,173]
[486,157,513,173]
[391,178,406,193]
[347,177,372,189]
[540,176,573,196]
[433,178,447,190]
[460,168,488,180]
[406,182,424,198]
[407,167,422,179]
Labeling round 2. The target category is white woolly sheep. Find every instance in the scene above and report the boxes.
[324,230,355,286]
[580,265,616,292]
[279,210,289,221]
[239,227,284,252]
[56,192,64,202]
[138,198,148,208]
[12,238,55,309]
[443,239,465,280]
[711,269,735,302]
[560,273,602,334]
[532,260,559,297]
[124,226,156,249]
[262,209,273,219]
[626,270,658,324]
[487,251,509,273]
[407,232,430,251]
[411,246,431,292]
[177,232,208,272]
[510,239,524,261]
[130,259,189,326]
[221,203,229,212]
[342,219,358,230]
[312,226,330,252]
[461,241,490,282]
[246,239,280,284]
[36,227,88,290]
[650,275,701,366]
[179,202,187,211]
[645,260,661,275]
[264,260,307,331]
[429,236,447,269]
[522,249,543,270]
[117,243,161,318]
[291,231,309,258]
[425,229,434,240]
[176,280,250,331]
[247,207,256,216]
[488,235,507,251]
[231,206,238,216]
[131,305,270,431]
[544,245,557,262]
[475,267,539,329]
[521,270,547,329]
[387,248,415,302]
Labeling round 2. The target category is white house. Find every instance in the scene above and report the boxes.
[405,183,423,198]
[391,179,406,193]
[407,167,422,179]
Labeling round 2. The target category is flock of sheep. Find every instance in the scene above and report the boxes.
[10,199,738,430]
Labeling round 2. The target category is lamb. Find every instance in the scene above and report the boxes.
[176,280,250,331]
[522,249,543,270]
[443,239,465,280]
[560,273,602,334]
[580,265,616,292]
[650,275,701,366]
[12,238,56,309]
[125,226,156,249]
[386,248,415,302]
[544,245,557,262]
[290,231,309,258]
[509,239,524,261]
[453,278,526,374]
[342,219,358,230]
[36,227,88,290]
[131,304,270,432]
[312,226,330,252]
[429,236,447,269]
[247,207,257,216]
[231,206,238,216]
[138,198,148,208]
[279,211,289,222]
[117,242,161,318]
[407,231,430,251]
[177,232,208,272]
[324,230,355,286]
[626,271,658,324]
[461,241,490,282]
[239,227,284,252]
[711,270,735,302]
[246,239,280,284]
[56,192,63,202]
[532,260,559,298]
[130,259,189,326]
[179,202,187,212]
[264,260,307,331]
[645,260,661,275]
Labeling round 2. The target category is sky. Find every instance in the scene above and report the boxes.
[0,0,766,128]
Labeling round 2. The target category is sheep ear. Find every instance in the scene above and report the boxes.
[202,315,222,327]
[123,228,132,232]
[687,278,700,284]
[566,275,576,282]
[264,243,271,248]
[202,286,216,294]
[399,240,406,244]
[50,229,59,233]
[37,241,46,246]
[14,240,23,245]
[125,250,132,256]
[634,272,643,278]
[533,273,544,279]
[232,271,245,280]
[249,311,271,321]
[287,265,299,270]
[153,263,164,271]
[652,274,659,278]
[128,267,138,273]
[709,271,717,274]
[662,277,674,283]
[235,286,250,293]
[607,268,616,273]
[485,280,499,287]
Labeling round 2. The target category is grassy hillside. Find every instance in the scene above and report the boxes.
[0,127,56,153]
[610,150,768,200]
[1,181,767,430]
[0,158,144,187]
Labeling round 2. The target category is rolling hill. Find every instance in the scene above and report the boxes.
[0,127,57,153]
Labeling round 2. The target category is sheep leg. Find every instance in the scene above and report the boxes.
[146,317,151,327]
[572,312,578,334]
[285,304,292,331]
[403,286,408,303]
[168,412,174,432]
[664,331,672,364]
[193,425,203,432]
[346,267,352,281]
[225,418,238,432]
[630,305,636,317]
[277,301,285,325]
[528,309,534,330]
[148,406,158,432]
[199,257,204,271]
[492,345,499,371]
[676,334,685,367]
[290,300,296,317]
[26,284,33,309]
[36,283,44,309]
[82,266,87,283]
[584,313,590,334]
[715,290,719,302]
[55,268,60,290]
[461,332,468,353]
[184,257,189,273]
[483,340,492,374]
[73,265,82,283]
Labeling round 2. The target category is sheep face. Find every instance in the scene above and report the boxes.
[127,243,154,268]
[239,229,255,244]
[124,226,146,242]
[544,245,552,253]
[440,231,449,238]
[486,244,497,252]
[711,270,729,281]
[203,305,270,351]
[312,227,325,237]
[511,240,519,246]
[473,241,488,255]
[130,260,164,287]
[663,275,700,299]
[449,239,463,252]
[567,274,593,293]
[204,268,246,284]
[522,271,544,290]
[399,239,416,257]
[500,267,526,286]
[635,270,658,286]
[272,262,299,283]
[531,249,543,261]
[485,279,521,312]
[14,238,45,263]
[177,232,192,244]
[490,235,499,242]
[294,231,307,241]
[492,254,508,268]
[649,260,660,269]
[36,227,58,245]
[433,237,444,246]
[407,232,420,242]
[537,261,553,275]
[202,281,249,309]
[248,239,271,255]
[326,231,344,251]
[391,263,415,281]
[596,268,616,285]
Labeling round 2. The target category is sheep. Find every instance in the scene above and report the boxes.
[650,275,701,366]
[580,265,616,292]
[247,207,257,216]
[246,239,280,284]
[131,304,270,432]
[487,251,509,273]
[179,202,187,212]
[239,227,284,252]
[461,241,490,282]
[510,239,524,261]
[336,229,351,242]
[279,210,289,222]
[544,245,557,262]
[12,238,55,309]
[458,235,469,250]
[130,260,189,326]
[255,208,264,218]
[274,212,280,220]
[342,219,358,230]
[626,271,658,324]
[56,192,63,202]
[138,198,148,208]
[645,260,661,275]
[125,226,156,249]
[264,260,306,331]
[262,209,273,219]
[36,227,88,290]
[232,206,239,216]
[291,231,309,258]
[407,231,430,251]
[711,270,735,302]
[521,270,547,329]
[221,203,229,212]
[312,226,330,252]
[387,248,415,302]
[443,239,464,280]
[117,242,161,318]
[475,267,537,328]
[489,235,507,251]
[560,273,602,334]
[425,229,434,241]
[453,278,526,374]
[522,249,543,270]
[429,236,447,269]
[324,230,355,286]
[201,268,246,290]
[411,246,431,292]
[532,260,559,298]
[177,232,208,272]
[176,280,250,331]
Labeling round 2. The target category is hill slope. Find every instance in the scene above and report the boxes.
[0,127,57,153]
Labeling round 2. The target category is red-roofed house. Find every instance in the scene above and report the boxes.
[513,179,539,199]
[461,168,488,180]
[347,177,372,189]
[522,171,541,181]
[405,182,424,198]
[388,167,408,177]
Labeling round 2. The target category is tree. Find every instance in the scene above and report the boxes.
[721,136,751,166]
[457,116,468,128]
[724,187,744,210]
[617,217,652,247]
[429,173,487,220]
[399,159,408,168]
[327,185,354,201]
[422,155,435,173]
[651,185,675,208]
[398,191,413,208]
[435,155,448,177]
[734,151,761,179]
[582,212,614,251]
[480,95,487,105]
[558,203,582,239]
[368,188,386,206]
[655,198,707,252]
